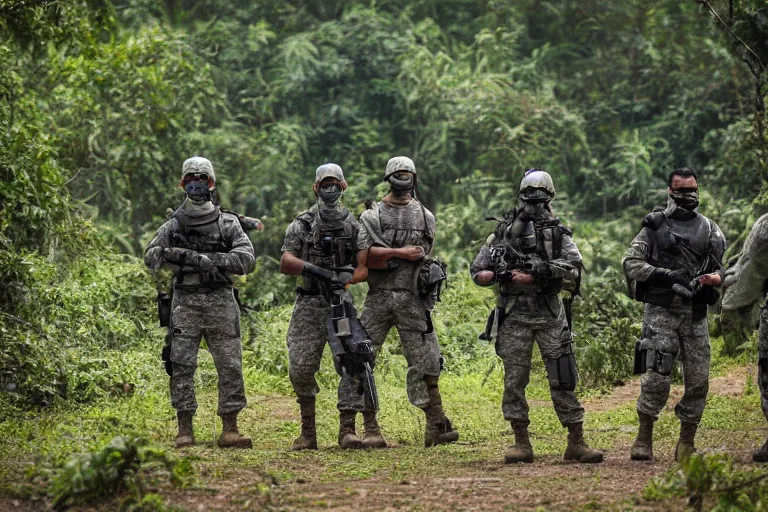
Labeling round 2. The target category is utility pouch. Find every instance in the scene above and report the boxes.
[157,292,172,327]
[635,338,675,376]
[545,344,578,391]
[633,340,648,375]
[417,258,448,300]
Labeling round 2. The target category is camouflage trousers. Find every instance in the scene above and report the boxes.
[757,306,768,420]
[286,295,366,412]
[170,286,247,416]
[360,289,442,409]
[637,304,710,424]
[496,295,584,426]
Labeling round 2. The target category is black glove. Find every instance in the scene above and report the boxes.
[163,248,215,272]
[653,267,689,287]
[301,262,333,283]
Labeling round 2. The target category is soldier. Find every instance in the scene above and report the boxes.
[358,156,459,447]
[623,167,725,461]
[279,163,386,450]
[145,157,256,449]
[721,213,768,462]
[470,169,603,464]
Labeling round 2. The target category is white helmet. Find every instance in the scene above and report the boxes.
[181,157,216,189]
[519,169,555,202]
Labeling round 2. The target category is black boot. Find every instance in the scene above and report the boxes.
[630,412,655,461]
[292,397,317,451]
[504,421,533,463]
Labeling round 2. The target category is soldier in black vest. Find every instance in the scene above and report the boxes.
[145,157,256,448]
[471,170,603,464]
[279,164,386,450]
[623,168,725,461]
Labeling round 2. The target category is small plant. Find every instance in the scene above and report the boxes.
[643,453,768,511]
[40,436,192,510]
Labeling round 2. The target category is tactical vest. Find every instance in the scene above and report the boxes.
[171,206,232,289]
[367,200,435,291]
[296,207,358,294]
[493,211,570,296]
[636,210,714,308]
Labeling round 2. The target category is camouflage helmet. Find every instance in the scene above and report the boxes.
[519,169,555,202]
[181,157,216,188]
[315,163,346,185]
[384,156,416,181]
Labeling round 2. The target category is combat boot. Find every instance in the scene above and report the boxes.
[292,397,317,450]
[338,411,364,449]
[504,421,534,463]
[630,412,655,461]
[753,437,768,462]
[675,421,698,462]
[361,411,387,449]
[563,422,604,463]
[217,411,252,449]
[422,380,459,447]
[175,410,195,448]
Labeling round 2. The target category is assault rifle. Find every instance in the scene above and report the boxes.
[316,266,379,411]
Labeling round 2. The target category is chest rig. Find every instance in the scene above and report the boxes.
[297,207,357,294]
[171,206,232,288]
[493,211,568,296]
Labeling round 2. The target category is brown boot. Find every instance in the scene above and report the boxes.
[563,422,603,463]
[338,411,364,449]
[175,411,195,448]
[292,397,317,451]
[361,411,387,449]
[217,411,252,449]
[504,421,534,463]
[753,437,768,462]
[422,378,459,447]
[675,421,698,462]
[630,412,655,461]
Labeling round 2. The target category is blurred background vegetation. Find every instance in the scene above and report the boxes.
[1,0,767,408]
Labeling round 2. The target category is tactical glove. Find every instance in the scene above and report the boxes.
[163,248,215,272]
[653,268,688,287]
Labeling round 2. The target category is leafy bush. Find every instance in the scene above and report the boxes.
[35,436,191,510]
[644,453,768,511]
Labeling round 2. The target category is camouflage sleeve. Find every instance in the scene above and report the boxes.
[144,219,178,272]
[548,234,581,280]
[280,219,307,255]
[356,221,372,251]
[425,207,437,255]
[205,214,256,275]
[470,236,494,284]
[622,227,657,282]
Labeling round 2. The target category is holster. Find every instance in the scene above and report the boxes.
[157,292,172,327]
[545,343,577,392]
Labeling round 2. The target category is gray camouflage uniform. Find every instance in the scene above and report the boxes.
[358,199,442,408]
[145,206,255,415]
[623,202,725,424]
[722,213,768,419]
[470,228,585,425]
[282,204,368,411]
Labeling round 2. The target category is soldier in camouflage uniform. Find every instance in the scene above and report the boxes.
[623,168,725,462]
[471,169,603,464]
[279,163,386,450]
[721,213,768,462]
[358,156,459,447]
[145,157,256,449]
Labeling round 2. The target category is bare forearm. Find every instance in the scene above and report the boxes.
[280,251,305,276]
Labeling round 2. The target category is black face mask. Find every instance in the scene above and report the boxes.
[669,188,699,211]
[185,180,212,203]
[388,173,414,197]
[318,183,342,207]
[519,201,551,220]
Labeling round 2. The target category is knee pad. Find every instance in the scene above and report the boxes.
[545,346,577,392]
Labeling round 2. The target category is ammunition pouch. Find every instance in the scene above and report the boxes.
[545,344,577,391]
[157,292,172,327]
[633,339,676,376]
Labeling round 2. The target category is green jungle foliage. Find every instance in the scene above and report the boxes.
[1,0,767,507]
